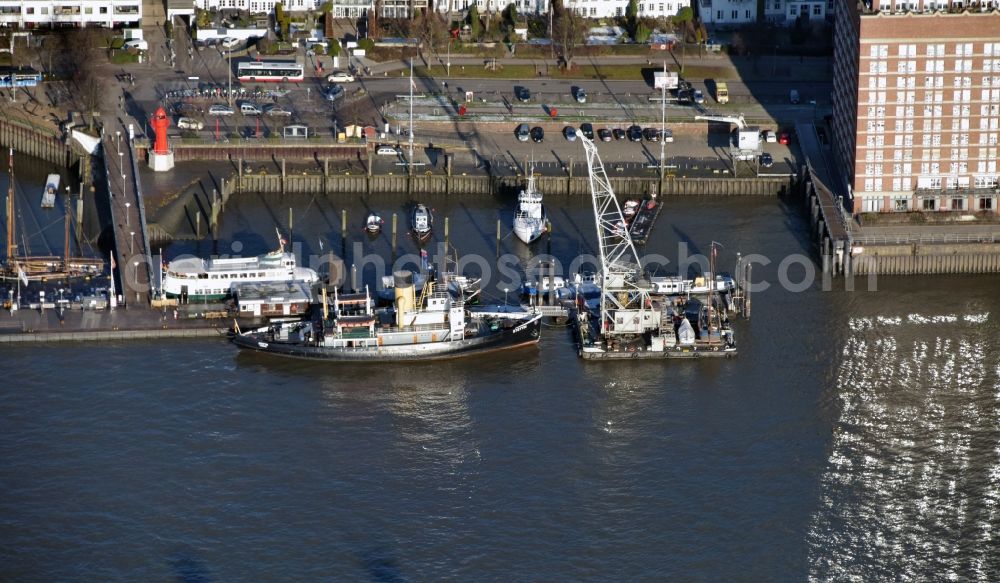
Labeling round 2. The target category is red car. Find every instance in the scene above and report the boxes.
[779,132,791,145]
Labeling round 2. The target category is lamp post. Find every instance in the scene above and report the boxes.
[129,231,135,254]
[504,287,509,307]
[116,131,121,154]
[125,202,131,226]
[133,260,140,302]
[447,39,452,78]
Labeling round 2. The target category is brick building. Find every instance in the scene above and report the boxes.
[831,1,1000,215]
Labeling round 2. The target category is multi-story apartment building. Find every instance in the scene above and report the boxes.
[832,0,1000,215]
[0,0,141,27]
[698,0,756,25]
[763,0,831,24]
[194,0,320,12]
[438,0,686,17]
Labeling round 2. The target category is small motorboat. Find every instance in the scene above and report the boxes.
[411,203,433,242]
[365,212,383,235]
[622,199,640,225]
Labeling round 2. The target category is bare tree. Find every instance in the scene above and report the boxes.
[65,29,103,131]
[553,4,585,69]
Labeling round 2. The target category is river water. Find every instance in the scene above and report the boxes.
[2,165,1000,580]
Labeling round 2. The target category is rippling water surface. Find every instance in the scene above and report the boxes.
[2,186,1000,580]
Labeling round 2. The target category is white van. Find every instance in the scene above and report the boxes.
[240,103,261,116]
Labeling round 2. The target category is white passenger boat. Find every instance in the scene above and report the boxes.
[162,229,318,302]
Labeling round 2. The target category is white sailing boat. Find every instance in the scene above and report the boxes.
[513,169,547,244]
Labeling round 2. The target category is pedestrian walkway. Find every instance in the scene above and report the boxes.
[103,131,153,307]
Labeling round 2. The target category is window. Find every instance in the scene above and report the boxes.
[951,198,965,210]
[717,9,722,18]
[812,5,821,14]
[863,197,881,212]
[894,197,910,211]
[731,10,737,18]
[980,197,994,210]
[923,198,936,211]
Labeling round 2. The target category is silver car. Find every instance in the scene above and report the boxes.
[208,104,234,116]
[177,117,204,130]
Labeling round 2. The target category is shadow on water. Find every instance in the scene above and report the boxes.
[169,552,212,583]
[356,547,408,583]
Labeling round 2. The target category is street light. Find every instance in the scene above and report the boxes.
[125,202,131,226]
[134,260,140,302]
[121,173,126,202]
[446,39,452,78]
[116,131,121,154]
[129,231,135,254]
[504,287,509,307]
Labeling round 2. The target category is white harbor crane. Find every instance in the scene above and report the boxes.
[694,113,761,171]
[694,113,748,129]
[577,131,659,338]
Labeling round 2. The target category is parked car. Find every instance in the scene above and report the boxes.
[516,87,531,103]
[563,126,578,141]
[530,126,544,143]
[597,128,612,142]
[574,88,587,103]
[208,104,234,116]
[221,37,240,49]
[325,85,345,102]
[240,103,261,116]
[326,70,355,83]
[760,153,774,168]
[789,89,800,104]
[516,123,530,142]
[693,89,704,104]
[580,123,594,140]
[123,39,148,51]
[779,132,791,145]
[174,102,201,115]
[662,128,674,143]
[612,128,626,140]
[376,145,399,155]
[177,117,203,130]
[264,105,292,117]
[642,127,660,142]
[764,130,777,143]
[627,125,643,142]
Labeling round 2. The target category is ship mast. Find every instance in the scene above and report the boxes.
[6,148,16,263]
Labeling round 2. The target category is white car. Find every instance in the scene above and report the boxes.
[764,130,777,143]
[221,37,240,49]
[326,71,356,83]
[123,39,148,51]
[177,117,204,130]
[208,104,234,116]
[376,145,399,156]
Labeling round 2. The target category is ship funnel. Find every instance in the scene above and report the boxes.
[394,270,415,327]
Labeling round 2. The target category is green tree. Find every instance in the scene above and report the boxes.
[328,38,341,57]
[625,0,638,34]
[468,4,483,40]
[670,6,693,28]
[504,3,518,27]
[634,21,651,43]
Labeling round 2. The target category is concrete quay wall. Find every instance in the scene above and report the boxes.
[852,242,1000,275]
[232,173,794,197]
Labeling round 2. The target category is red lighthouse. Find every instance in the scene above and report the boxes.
[151,107,170,155]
